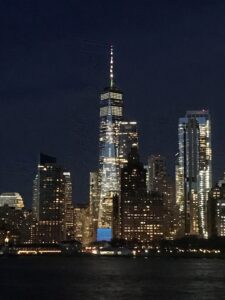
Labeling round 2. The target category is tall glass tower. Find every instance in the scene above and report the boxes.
[97,46,123,240]
[176,110,212,238]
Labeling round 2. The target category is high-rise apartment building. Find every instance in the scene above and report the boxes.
[176,110,212,238]
[32,154,73,243]
[63,172,74,240]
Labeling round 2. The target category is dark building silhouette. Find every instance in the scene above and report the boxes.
[147,191,164,241]
[120,147,163,243]
[118,121,138,168]
[0,205,24,245]
[120,146,147,242]
[89,171,100,242]
[146,155,177,239]
[147,155,167,192]
[112,194,120,239]
[0,205,34,245]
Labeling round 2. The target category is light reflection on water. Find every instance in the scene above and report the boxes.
[0,256,225,300]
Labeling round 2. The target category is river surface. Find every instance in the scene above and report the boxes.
[0,256,225,300]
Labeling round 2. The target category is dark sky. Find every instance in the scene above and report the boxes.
[1,0,225,207]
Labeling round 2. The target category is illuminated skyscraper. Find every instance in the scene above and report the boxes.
[176,110,212,238]
[97,46,123,240]
[32,154,73,243]
[63,171,74,240]
[118,121,138,168]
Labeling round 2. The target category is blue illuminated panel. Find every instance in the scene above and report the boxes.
[97,228,112,241]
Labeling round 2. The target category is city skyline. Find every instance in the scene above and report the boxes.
[2,2,225,300]
[1,45,223,207]
[1,1,225,206]
[0,46,221,246]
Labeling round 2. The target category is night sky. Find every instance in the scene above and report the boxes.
[1,0,225,207]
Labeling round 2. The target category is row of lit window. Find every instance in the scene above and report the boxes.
[100,106,123,117]
[101,92,122,100]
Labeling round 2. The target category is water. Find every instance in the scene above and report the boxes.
[1,256,225,300]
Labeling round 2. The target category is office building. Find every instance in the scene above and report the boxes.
[120,146,164,243]
[97,46,123,241]
[208,175,225,237]
[32,153,73,243]
[89,171,100,241]
[216,198,225,236]
[63,172,74,240]
[176,110,212,237]
[147,155,167,192]
[118,121,138,168]
[146,155,177,239]
[120,146,147,242]
[74,204,92,245]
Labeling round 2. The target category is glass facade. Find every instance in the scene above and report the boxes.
[176,110,212,237]
[98,88,123,234]
[96,47,138,240]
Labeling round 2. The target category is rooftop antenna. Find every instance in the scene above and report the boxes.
[110,45,114,88]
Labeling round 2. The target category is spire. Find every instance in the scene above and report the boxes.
[110,45,114,88]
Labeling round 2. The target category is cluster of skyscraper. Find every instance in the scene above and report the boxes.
[88,47,218,244]
[1,47,225,247]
